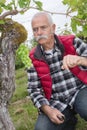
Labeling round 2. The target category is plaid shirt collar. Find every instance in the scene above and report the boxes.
[41,43,59,55]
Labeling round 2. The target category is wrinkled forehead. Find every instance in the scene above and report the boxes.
[32,14,48,24]
[32,15,49,26]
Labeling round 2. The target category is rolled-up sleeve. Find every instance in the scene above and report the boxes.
[27,66,50,109]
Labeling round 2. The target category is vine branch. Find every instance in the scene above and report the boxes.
[0,7,86,25]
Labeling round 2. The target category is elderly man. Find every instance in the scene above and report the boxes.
[27,12,87,130]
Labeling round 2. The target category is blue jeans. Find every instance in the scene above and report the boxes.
[74,87,87,121]
[34,87,87,130]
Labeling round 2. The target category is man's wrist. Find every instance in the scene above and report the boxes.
[79,56,87,66]
[40,105,52,115]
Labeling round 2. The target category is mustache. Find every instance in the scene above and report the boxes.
[34,35,48,42]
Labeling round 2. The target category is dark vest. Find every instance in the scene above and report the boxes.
[29,35,87,100]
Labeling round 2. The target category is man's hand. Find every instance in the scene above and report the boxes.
[40,105,65,124]
[61,55,87,70]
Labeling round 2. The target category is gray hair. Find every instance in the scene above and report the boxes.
[31,12,54,25]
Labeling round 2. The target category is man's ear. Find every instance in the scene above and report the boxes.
[51,24,56,33]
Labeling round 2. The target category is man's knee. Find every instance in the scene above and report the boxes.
[74,88,87,120]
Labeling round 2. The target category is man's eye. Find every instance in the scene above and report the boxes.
[33,25,49,33]
[33,28,38,32]
[41,26,48,30]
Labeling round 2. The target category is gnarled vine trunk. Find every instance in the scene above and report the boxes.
[0,36,16,130]
[0,18,27,130]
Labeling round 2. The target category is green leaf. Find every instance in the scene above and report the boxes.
[62,0,69,5]
[33,0,43,10]
[0,3,12,10]
[71,17,77,33]
[18,0,31,8]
